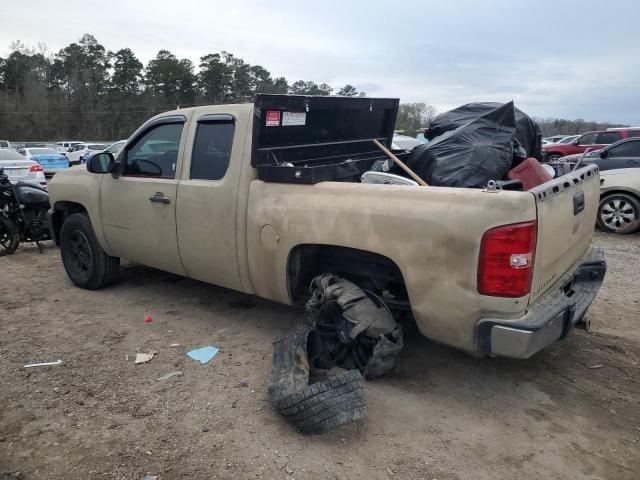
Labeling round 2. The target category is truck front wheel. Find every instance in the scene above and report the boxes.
[60,213,120,289]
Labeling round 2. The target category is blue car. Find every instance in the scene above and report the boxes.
[19,147,70,174]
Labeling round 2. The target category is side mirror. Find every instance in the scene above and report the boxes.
[86,152,115,174]
[599,150,608,158]
[573,140,581,145]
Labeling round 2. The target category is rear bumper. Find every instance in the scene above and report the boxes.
[476,247,606,359]
[43,169,68,176]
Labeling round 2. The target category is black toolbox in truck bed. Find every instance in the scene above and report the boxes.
[251,94,401,184]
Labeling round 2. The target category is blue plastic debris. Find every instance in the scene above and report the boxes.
[186,346,220,364]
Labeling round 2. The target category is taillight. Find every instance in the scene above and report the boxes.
[478,221,537,297]
[29,164,43,172]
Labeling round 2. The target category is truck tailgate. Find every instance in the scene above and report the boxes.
[528,164,601,303]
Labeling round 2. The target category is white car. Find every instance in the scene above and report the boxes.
[391,134,423,150]
[0,149,47,188]
[67,143,107,165]
[55,141,84,152]
[543,135,567,144]
[598,169,640,235]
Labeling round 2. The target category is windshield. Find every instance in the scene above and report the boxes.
[558,136,578,144]
[30,148,58,155]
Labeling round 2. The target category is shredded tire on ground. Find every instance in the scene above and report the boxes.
[267,274,404,434]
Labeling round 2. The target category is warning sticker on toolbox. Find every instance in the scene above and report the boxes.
[282,111,306,126]
[266,110,281,126]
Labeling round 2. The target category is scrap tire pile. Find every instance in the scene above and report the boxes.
[267,274,403,434]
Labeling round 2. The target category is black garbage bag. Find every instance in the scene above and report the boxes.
[407,101,517,188]
[426,101,543,162]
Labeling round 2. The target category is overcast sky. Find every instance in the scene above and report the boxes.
[1,0,639,124]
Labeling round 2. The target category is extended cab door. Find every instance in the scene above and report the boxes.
[175,106,250,292]
[98,115,188,275]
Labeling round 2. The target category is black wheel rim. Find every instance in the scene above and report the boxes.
[66,230,93,276]
[0,220,12,249]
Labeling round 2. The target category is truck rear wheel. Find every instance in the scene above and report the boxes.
[60,213,120,289]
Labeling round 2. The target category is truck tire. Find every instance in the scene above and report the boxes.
[597,193,640,234]
[546,153,562,163]
[60,213,120,289]
[274,370,366,434]
[0,216,20,256]
[268,325,366,434]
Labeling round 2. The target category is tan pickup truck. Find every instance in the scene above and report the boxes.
[48,94,606,359]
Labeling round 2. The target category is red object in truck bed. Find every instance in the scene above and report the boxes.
[507,158,553,191]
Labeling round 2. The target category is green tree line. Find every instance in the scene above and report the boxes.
[0,35,365,140]
[535,117,627,137]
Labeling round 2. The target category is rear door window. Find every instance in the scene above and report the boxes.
[577,133,597,145]
[124,122,184,178]
[190,118,235,181]
[608,140,640,157]
[596,132,621,144]
[626,130,640,138]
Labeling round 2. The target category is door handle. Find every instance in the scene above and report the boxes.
[149,192,171,204]
[573,191,585,215]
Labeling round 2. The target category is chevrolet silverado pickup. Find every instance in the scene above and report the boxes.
[48,94,606,359]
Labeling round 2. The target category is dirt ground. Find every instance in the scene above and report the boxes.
[1,231,639,480]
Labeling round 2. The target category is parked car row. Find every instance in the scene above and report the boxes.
[550,137,640,235]
[0,140,127,189]
[543,127,640,162]
[16,148,69,174]
[0,149,48,188]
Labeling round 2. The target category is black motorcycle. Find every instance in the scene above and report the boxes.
[0,167,51,256]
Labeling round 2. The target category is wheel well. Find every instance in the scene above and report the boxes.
[600,190,640,202]
[50,201,88,244]
[287,244,409,307]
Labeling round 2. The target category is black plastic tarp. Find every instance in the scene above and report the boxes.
[426,101,543,161]
[406,101,517,188]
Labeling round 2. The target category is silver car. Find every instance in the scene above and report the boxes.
[0,149,47,188]
[392,134,424,150]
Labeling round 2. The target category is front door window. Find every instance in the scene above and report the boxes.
[124,123,184,178]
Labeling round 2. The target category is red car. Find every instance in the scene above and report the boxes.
[543,128,640,162]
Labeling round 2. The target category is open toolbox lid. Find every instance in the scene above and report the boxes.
[251,94,399,167]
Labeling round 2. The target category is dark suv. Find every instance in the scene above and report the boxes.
[543,128,640,162]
